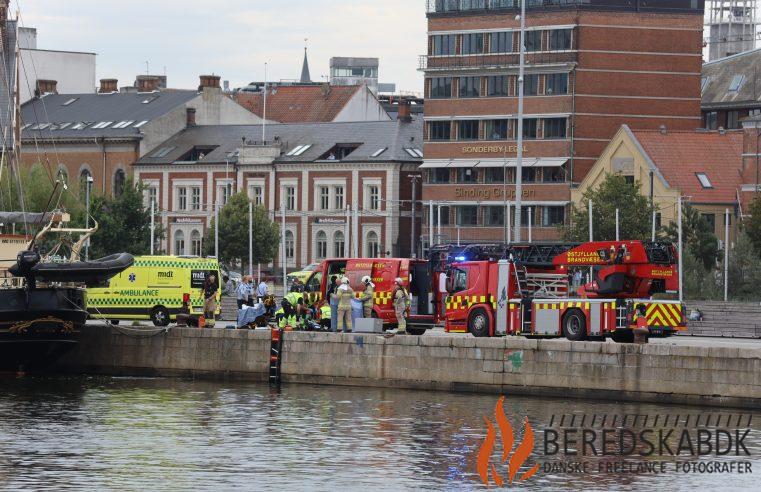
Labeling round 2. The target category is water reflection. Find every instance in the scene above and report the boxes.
[0,377,757,490]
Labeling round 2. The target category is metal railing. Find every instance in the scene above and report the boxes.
[419,51,577,70]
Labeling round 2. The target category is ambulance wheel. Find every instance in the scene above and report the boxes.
[151,306,170,327]
[562,309,587,341]
[110,320,120,325]
[468,308,490,337]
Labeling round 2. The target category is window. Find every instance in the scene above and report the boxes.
[487,75,508,97]
[285,231,295,262]
[696,173,713,189]
[458,120,479,141]
[366,231,380,258]
[432,34,456,56]
[461,33,484,55]
[545,73,568,95]
[286,144,313,157]
[428,121,451,141]
[405,148,424,158]
[370,148,387,158]
[542,206,566,227]
[285,186,296,211]
[727,110,740,129]
[542,166,566,183]
[484,206,505,226]
[702,213,716,233]
[320,144,360,160]
[459,76,480,98]
[484,167,505,184]
[724,213,732,226]
[525,30,542,52]
[728,74,745,92]
[522,118,538,139]
[434,205,449,226]
[521,207,534,226]
[190,230,202,257]
[134,120,149,128]
[151,146,176,158]
[543,118,567,139]
[316,231,328,260]
[430,77,452,98]
[111,120,135,129]
[178,187,187,211]
[219,183,231,205]
[113,170,126,197]
[367,185,380,211]
[522,167,537,183]
[457,168,477,183]
[62,97,78,106]
[79,169,92,198]
[92,121,114,129]
[489,31,513,53]
[186,187,199,210]
[456,206,478,226]
[484,119,510,140]
[429,168,450,184]
[549,29,572,50]
[333,231,345,258]
[624,175,635,185]
[249,185,263,205]
[523,74,539,95]
[452,268,468,293]
[320,186,330,210]
[334,186,345,210]
[705,111,718,130]
[174,230,186,256]
[145,186,158,208]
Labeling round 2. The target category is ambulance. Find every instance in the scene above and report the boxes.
[87,255,222,326]
[303,258,434,334]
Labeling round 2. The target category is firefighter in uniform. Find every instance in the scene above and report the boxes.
[202,274,219,328]
[391,277,409,335]
[336,277,354,333]
[358,275,375,318]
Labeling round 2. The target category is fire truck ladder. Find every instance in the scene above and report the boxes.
[524,273,569,298]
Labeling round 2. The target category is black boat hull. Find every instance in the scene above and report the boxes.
[0,287,85,372]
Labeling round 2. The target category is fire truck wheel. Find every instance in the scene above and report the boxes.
[562,309,587,341]
[468,308,491,338]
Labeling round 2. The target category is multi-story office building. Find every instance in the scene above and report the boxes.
[419,0,705,246]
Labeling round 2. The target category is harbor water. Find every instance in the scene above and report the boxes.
[0,376,759,490]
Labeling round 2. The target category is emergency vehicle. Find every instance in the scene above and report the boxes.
[434,241,685,342]
[303,258,434,334]
[87,255,222,326]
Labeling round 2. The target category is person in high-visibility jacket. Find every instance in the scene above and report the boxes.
[275,299,298,329]
[336,277,354,333]
[391,277,409,335]
[358,275,375,318]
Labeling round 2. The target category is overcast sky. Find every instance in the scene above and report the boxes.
[19,0,427,94]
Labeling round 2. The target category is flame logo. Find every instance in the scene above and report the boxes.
[476,396,539,487]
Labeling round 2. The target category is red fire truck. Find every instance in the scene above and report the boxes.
[303,258,434,334]
[436,241,685,342]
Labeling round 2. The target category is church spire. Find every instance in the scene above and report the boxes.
[300,41,311,84]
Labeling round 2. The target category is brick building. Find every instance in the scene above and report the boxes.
[133,112,423,269]
[701,48,761,130]
[420,0,704,247]
[20,75,261,195]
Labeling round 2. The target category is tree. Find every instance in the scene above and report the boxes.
[681,248,721,301]
[662,204,719,271]
[728,232,761,301]
[203,192,280,269]
[88,179,163,259]
[565,173,653,242]
[746,195,761,258]
[0,162,83,218]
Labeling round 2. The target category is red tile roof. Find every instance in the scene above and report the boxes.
[232,85,362,123]
[630,127,744,204]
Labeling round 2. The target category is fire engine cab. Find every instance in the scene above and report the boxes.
[436,241,685,342]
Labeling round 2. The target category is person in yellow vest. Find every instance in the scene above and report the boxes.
[336,277,354,333]
[391,277,409,335]
[275,299,298,329]
[358,275,375,318]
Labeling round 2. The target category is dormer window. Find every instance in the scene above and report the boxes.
[319,143,360,160]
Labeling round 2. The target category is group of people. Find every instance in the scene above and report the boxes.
[326,275,409,334]
[235,276,271,309]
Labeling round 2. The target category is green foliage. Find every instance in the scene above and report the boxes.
[203,193,280,268]
[88,179,163,259]
[0,162,83,218]
[565,173,653,241]
[682,248,721,301]
[662,204,719,270]
[746,195,761,258]
[728,232,761,301]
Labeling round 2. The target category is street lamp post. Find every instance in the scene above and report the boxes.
[513,0,527,242]
[85,175,93,261]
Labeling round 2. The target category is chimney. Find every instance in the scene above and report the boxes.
[35,79,57,97]
[186,107,197,126]
[136,75,160,93]
[658,124,667,135]
[99,78,118,93]
[398,99,412,122]
[199,75,221,91]
[718,126,726,135]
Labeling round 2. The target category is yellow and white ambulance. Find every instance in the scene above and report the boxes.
[87,255,222,326]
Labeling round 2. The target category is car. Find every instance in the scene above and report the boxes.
[286,262,320,288]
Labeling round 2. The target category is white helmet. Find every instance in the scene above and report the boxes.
[361,275,371,284]
[395,277,403,285]
[342,277,350,284]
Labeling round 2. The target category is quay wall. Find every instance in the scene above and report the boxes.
[55,326,761,409]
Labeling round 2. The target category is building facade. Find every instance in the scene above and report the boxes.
[133,117,423,269]
[701,48,761,130]
[420,0,704,247]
